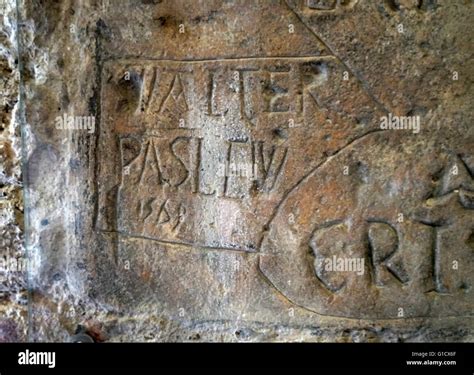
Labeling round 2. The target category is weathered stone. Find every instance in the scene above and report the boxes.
[0,0,27,343]
[6,0,474,341]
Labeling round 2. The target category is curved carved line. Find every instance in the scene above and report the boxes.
[258,128,388,250]
[257,259,473,321]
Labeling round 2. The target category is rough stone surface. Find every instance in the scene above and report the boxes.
[0,0,27,343]
[2,0,474,342]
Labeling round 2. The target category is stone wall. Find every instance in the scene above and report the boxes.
[1,0,473,342]
[0,0,26,342]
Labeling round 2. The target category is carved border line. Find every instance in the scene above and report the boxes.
[95,55,340,250]
[284,0,391,116]
[103,55,336,63]
[256,259,474,321]
[119,231,257,253]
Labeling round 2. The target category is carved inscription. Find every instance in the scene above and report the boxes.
[259,133,474,318]
[98,57,336,250]
[114,57,333,130]
[98,55,384,251]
